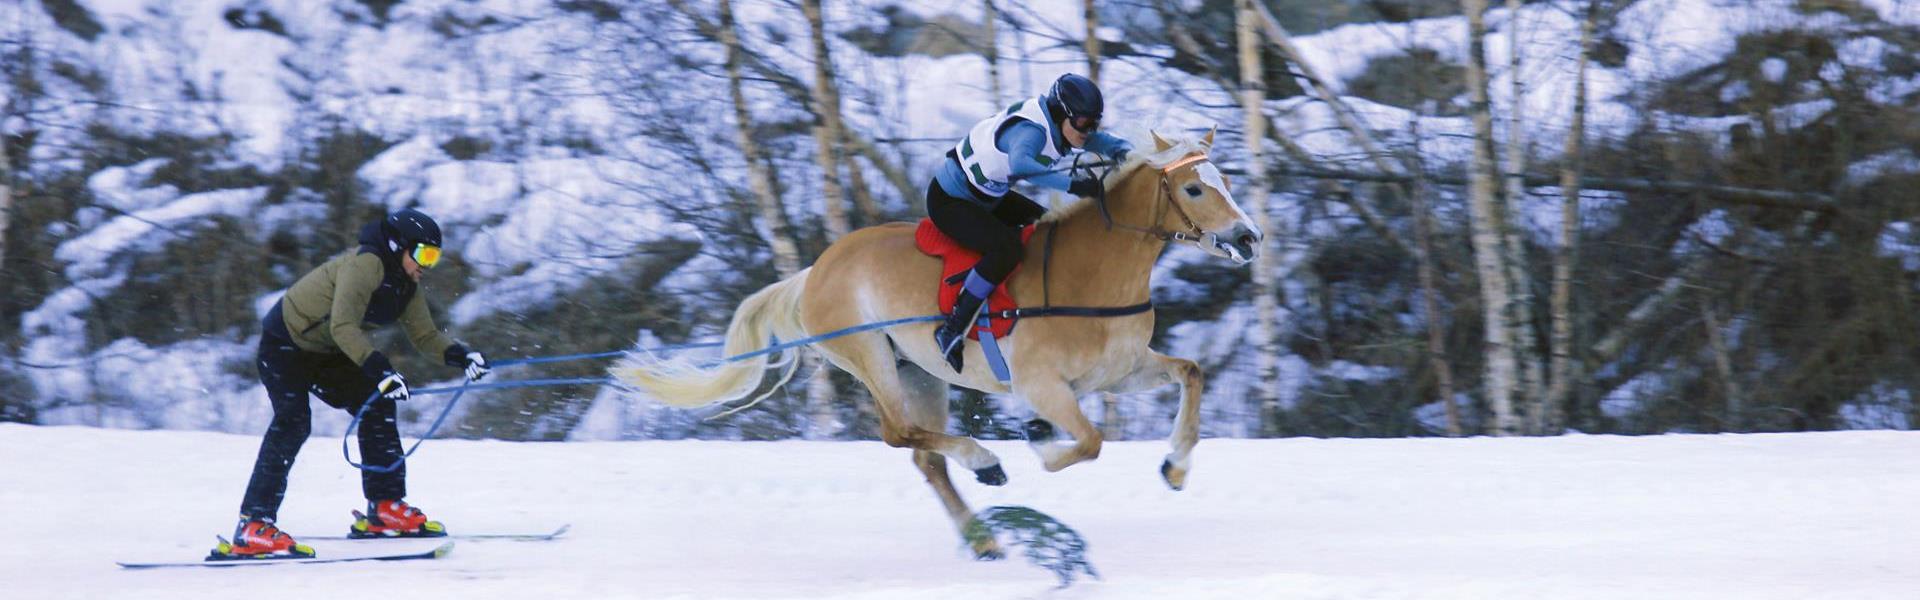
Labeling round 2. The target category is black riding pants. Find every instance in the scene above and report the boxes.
[926,179,1046,285]
[239,303,404,520]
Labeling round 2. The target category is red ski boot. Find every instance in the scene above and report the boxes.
[209,517,316,561]
[349,499,446,538]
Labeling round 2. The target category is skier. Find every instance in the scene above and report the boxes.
[927,73,1133,371]
[218,208,490,560]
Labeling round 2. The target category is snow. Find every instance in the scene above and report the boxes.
[5,425,1920,597]
[52,187,267,282]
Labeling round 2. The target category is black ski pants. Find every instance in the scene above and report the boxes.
[239,302,404,520]
[926,179,1046,285]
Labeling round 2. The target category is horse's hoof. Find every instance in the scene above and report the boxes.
[1160,459,1187,491]
[973,546,1005,561]
[1024,418,1055,442]
[974,464,1008,486]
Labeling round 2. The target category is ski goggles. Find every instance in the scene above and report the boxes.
[410,243,443,269]
[1066,114,1101,133]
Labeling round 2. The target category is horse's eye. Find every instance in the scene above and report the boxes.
[1184,184,1202,197]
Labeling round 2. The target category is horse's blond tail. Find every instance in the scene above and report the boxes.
[614,268,811,409]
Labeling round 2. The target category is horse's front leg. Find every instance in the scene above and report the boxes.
[1108,351,1204,490]
[1017,375,1104,472]
[1158,353,1203,490]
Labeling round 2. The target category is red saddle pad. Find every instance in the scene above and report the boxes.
[913,219,1034,341]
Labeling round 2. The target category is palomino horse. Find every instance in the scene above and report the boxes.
[617,130,1261,557]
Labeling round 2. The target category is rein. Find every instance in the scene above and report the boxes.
[1079,153,1210,244]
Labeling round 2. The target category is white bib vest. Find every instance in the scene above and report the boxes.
[952,96,1067,198]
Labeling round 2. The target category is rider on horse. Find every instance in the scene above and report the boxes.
[927,73,1133,371]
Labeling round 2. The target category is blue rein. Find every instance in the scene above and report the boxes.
[342,303,1151,472]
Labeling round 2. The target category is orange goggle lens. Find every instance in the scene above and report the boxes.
[411,244,442,268]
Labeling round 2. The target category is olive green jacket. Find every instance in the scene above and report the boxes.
[278,250,458,368]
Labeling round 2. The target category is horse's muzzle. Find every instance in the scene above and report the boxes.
[1213,223,1262,265]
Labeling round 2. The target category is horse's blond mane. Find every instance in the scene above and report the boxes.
[1040,135,1211,224]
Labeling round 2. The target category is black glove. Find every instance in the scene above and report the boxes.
[444,344,490,383]
[1107,143,1132,164]
[1067,175,1103,198]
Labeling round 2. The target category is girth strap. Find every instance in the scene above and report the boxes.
[988,301,1154,322]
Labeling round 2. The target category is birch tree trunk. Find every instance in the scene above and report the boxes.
[1501,0,1544,434]
[1082,0,1100,83]
[1546,0,1599,433]
[1236,0,1283,435]
[1100,392,1122,440]
[843,144,880,226]
[722,0,825,437]
[1411,106,1462,437]
[802,0,852,239]
[1703,300,1743,431]
[1166,5,1409,254]
[721,0,801,278]
[1463,0,1521,436]
[984,0,1004,107]
[1,130,11,269]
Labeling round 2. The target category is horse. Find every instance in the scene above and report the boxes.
[616,129,1262,558]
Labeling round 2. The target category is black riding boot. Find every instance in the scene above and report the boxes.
[934,269,997,372]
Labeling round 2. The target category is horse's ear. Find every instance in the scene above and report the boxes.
[1151,130,1174,152]
[1202,125,1217,147]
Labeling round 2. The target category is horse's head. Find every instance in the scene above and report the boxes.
[1143,128,1263,264]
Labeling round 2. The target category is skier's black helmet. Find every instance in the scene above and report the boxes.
[1046,73,1103,132]
[382,208,442,249]
[381,208,443,268]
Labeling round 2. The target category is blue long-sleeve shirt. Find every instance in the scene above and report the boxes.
[935,121,1131,204]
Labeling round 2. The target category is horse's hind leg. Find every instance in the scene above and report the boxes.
[899,363,1003,560]
[813,333,1007,484]
[1019,375,1104,472]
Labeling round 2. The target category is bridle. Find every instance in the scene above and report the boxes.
[1078,152,1210,244]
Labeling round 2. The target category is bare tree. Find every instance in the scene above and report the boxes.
[984,0,1004,107]
[1083,0,1101,83]
[1501,0,1544,433]
[1234,0,1284,435]
[1,124,10,269]
[1411,106,1462,436]
[802,0,854,239]
[1703,299,1742,430]
[1462,0,1521,435]
[1158,5,1410,255]
[721,0,801,277]
[668,0,919,210]
[1546,0,1602,433]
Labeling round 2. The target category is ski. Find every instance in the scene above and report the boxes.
[117,541,454,570]
[304,524,570,542]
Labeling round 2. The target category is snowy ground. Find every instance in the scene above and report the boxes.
[4,424,1918,599]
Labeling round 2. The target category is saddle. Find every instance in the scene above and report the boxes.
[912,218,1034,342]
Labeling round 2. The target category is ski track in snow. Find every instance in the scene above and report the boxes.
[4,425,1918,599]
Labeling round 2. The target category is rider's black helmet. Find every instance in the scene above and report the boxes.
[381,208,443,250]
[1045,73,1103,131]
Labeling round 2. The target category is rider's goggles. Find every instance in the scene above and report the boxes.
[411,243,443,269]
